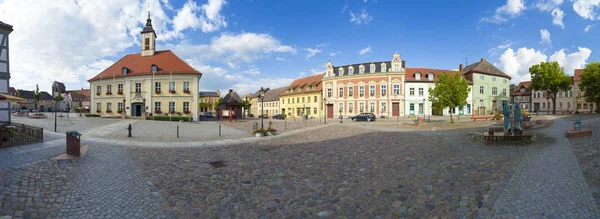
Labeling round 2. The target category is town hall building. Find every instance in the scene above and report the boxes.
[89,12,201,120]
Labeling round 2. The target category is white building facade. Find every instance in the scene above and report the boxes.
[0,21,13,122]
[404,69,473,116]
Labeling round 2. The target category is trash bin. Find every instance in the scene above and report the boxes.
[66,131,82,156]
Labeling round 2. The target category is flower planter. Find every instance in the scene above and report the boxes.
[96,93,100,96]
[117,91,123,95]
[169,90,176,94]
[268,132,276,136]
[106,92,112,95]
[183,90,191,94]
[155,91,161,94]
[255,132,264,137]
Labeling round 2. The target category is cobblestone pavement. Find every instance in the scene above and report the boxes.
[569,117,600,211]
[131,124,528,218]
[0,141,165,218]
[492,119,600,218]
[0,132,65,170]
[11,114,124,134]
[106,120,251,142]
[221,118,326,134]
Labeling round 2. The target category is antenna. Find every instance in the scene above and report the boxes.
[462,50,468,66]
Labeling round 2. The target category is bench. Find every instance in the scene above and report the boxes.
[472,116,491,121]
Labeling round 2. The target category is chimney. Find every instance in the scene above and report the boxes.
[459,64,464,72]
[481,58,485,62]
[229,89,233,94]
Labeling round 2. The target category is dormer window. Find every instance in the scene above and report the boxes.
[370,64,375,73]
[349,67,354,75]
[359,65,365,74]
[381,63,387,72]
[428,73,434,81]
[122,67,128,75]
[394,65,399,72]
[339,67,344,76]
[151,64,158,73]
[415,73,421,80]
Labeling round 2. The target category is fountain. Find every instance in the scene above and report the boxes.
[484,99,534,142]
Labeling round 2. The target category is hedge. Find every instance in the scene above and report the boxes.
[153,115,191,122]
[85,114,101,117]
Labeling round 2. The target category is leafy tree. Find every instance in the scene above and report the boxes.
[428,72,471,123]
[529,61,572,114]
[213,97,223,111]
[241,97,252,117]
[579,62,600,113]
[33,84,40,111]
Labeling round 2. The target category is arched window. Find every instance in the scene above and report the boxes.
[151,64,158,73]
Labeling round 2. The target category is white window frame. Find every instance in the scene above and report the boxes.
[349,67,354,75]
[118,84,123,93]
[349,103,354,112]
[155,82,161,92]
[107,102,112,111]
[154,102,161,111]
[169,101,175,112]
[480,75,484,80]
[96,103,101,111]
[492,77,496,81]
[106,85,112,93]
[418,88,424,96]
[410,88,415,96]
[359,86,365,96]
[327,88,332,97]
[359,67,364,74]
[428,73,433,81]
[381,103,386,112]
[415,73,421,80]
[480,86,484,94]
[359,103,365,112]
[339,103,343,112]
[394,65,399,72]
[381,85,387,95]
[369,85,375,96]
[183,102,190,111]
[135,83,141,93]
[118,102,123,111]
[339,87,344,97]
[348,87,354,97]
[183,82,190,91]
[370,102,375,112]
[169,82,175,91]
[96,86,101,94]
[393,85,400,95]
[492,87,497,95]
[381,64,387,72]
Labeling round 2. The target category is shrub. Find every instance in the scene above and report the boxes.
[85,114,101,117]
[253,128,266,135]
[266,127,278,133]
[493,112,503,120]
[153,115,191,122]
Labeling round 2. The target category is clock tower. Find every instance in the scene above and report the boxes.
[141,11,157,57]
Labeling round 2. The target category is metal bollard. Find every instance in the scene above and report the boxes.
[177,125,179,138]
[219,124,222,137]
[285,120,287,130]
[127,123,132,137]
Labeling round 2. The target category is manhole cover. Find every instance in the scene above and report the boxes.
[208,161,226,168]
[56,159,71,165]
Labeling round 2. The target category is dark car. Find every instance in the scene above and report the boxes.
[258,114,268,118]
[203,112,213,118]
[351,113,376,122]
[248,113,254,118]
[272,114,286,120]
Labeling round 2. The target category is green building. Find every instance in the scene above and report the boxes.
[462,58,511,116]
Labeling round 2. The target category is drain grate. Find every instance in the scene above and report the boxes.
[208,161,226,168]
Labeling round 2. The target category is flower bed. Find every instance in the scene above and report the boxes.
[153,115,191,122]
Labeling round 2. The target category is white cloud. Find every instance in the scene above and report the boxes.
[482,0,526,23]
[349,9,372,24]
[310,69,323,75]
[549,47,592,75]
[276,57,286,61]
[572,0,600,20]
[585,24,594,32]
[172,0,227,34]
[540,29,551,44]
[489,40,513,55]
[359,46,372,55]
[330,51,341,56]
[304,48,322,59]
[551,8,565,28]
[497,47,592,83]
[498,48,548,83]
[535,0,564,11]
[239,65,260,76]
[165,33,295,68]
[299,72,307,77]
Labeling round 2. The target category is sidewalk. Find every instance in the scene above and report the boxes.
[0,131,66,169]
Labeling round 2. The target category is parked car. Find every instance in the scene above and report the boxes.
[272,114,286,120]
[258,114,269,118]
[351,113,376,122]
[31,109,39,113]
[20,109,30,113]
[248,113,254,118]
[203,112,213,118]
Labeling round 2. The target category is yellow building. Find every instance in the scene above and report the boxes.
[88,12,201,119]
[250,87,286,117]
[279,74,324,118]
[199,90,221,114]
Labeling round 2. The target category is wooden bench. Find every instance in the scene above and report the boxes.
[472,116,491,121]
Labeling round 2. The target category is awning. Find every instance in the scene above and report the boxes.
[0,93,25,103]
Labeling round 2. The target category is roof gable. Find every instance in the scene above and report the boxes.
[463,58,511,79]
[281,74,324,96]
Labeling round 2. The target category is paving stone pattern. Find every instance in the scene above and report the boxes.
[493,119,600,217]
[570,117,600,211]
[131,124,528,218]
[58,142,165,218]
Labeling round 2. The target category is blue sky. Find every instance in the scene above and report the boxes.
[0,0,598,95]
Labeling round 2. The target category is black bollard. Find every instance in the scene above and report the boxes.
[219,124,221,137]
[127,123,132,137]
[177,125,179,138]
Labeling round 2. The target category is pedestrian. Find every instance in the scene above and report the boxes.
[339,114,343,124]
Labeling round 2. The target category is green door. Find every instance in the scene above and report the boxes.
[409,103,415,115]
[459,106,464,115]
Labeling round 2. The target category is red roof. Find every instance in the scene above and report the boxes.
[405,68,472,84]
[574,69,584,81]
[65,89,90,98]
[88,50,201,82]
[281,74,324,96]
[512,81,532,95]
[9,87,17,95]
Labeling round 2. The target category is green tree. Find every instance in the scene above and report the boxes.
[241,97,252,117]
[33,84,40,111]
[579,62,600,113]
[428,72,471,123]
[213,97,223,111]
[529,61,572,114]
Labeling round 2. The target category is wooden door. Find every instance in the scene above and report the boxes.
[327,104,334,118]
[392,103,399,116]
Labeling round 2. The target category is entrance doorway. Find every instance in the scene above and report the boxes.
[392,102,399,116]
[326,104,334,118]
[131,102,144,117]
[409,103,415,116]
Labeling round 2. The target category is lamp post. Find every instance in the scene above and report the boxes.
[323,97,327,124]
[260,87,266,130]
[423,98,426,121]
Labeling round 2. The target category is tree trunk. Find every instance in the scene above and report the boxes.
[552,93,557,114]
[450,111,454,123]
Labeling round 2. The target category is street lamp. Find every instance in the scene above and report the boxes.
[259,87,268,130]
[322,97,327,124]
